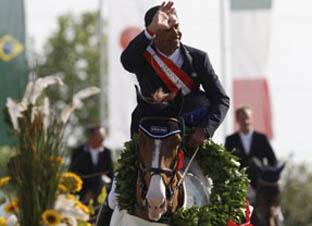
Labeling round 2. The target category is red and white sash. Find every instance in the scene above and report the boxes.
[144,46,197,95]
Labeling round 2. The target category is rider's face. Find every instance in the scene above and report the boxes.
[89,130,104,149]
[154,14,182,55]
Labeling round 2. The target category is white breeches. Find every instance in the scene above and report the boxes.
[108,179,118,209]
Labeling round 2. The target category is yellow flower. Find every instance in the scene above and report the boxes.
[0,217,7,226]
[75,200,91,215]
[49,156,64,165]
[66,194,78,201]
[42,209,62,225]
[57,184,67,193]
[97,186,107,204]
[59,172,83,193]
[0,176,11,188]
[4,200,18,214]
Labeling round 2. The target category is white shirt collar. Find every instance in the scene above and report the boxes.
[156,47,184,68]
[89,148,100,165]
[239,131,254,155]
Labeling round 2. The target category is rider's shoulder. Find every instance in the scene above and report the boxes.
[182,44,209,58]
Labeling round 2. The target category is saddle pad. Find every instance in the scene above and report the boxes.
[110,208,169,226]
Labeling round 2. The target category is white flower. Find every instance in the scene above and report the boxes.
[60,87,100,124]
[231,158,241,167]
[6,98,26,131]
[42,97,50,131]
[29,75,64,105]
[72,87,100,109]
[7,214,18,226]
[60,105,76,125]
[31,97,50,132]
[21,81,34,108]
[62,216,77,226]
[205,176,214,195]
[54,195,89,222]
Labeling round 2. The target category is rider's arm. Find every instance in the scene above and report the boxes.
[196,53,230,137]
[120,31,153,74]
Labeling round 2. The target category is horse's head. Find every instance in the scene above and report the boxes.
[250,158,285,226]
[135,87,184,221]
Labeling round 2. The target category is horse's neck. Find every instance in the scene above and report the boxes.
[253,193,281,226]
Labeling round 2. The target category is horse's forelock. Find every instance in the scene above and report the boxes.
[140,89,182,118]
[147,88,177,104]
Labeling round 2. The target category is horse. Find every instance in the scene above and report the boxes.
[109,88,210,226]
[250,158,285,226]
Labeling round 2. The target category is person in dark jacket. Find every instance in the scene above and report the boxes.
[225,106,277,203]
[96,2,229,225]
[70,126,114,204]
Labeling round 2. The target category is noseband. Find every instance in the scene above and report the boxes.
[137,117,184,204]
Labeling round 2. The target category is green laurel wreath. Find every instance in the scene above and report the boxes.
[115,139,249,226]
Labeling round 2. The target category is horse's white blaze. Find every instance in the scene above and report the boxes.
[145,139,167,221]
[152,139,161,168]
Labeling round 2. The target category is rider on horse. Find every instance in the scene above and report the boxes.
[125,1,229,146]
[97,2,229,225]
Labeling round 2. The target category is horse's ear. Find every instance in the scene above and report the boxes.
[172,89,184,115]
[249,157,263,179]
[275,161,286,175]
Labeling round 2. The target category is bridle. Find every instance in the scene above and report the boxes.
[136,116,184,207]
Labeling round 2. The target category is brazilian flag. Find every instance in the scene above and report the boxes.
[0,0,28,145]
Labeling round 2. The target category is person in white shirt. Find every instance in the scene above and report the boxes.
[69,126,114,205]
[225,106,277,203]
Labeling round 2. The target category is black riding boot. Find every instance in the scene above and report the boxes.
[96,203,113,226]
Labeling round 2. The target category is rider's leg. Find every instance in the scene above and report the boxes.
[130,106,141,138]
[96,200,114,226]
[96,180,117,226]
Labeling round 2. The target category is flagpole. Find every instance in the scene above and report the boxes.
[98,0,107,128]
[219,0,232,139]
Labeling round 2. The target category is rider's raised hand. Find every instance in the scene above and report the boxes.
[147,1,175,33]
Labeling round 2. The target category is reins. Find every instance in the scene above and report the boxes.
[176,146,200,188]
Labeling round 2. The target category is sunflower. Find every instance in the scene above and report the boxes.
[0,217,7,226]
[0,176,11,188]
[59,172,83,193]
[4,200,18,214]
[42,209,62,225]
